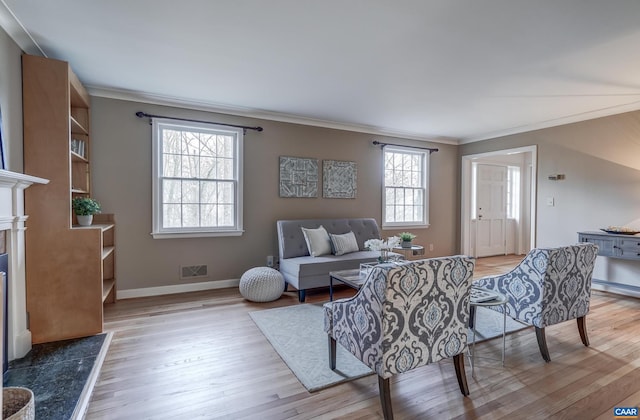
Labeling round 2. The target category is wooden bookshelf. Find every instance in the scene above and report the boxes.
[22,54,116,344]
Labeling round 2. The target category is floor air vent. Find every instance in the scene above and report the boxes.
[180,265,208,279]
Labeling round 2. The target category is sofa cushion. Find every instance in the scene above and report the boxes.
[301,225,332,257]
[329,231,359,255]
[278,249,402,291]
[277,218,382,259]
[279,252,397,292]
[280,251,380,278]
[276,218,391,293]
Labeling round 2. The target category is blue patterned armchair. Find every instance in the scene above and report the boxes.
[473,243,598,362]
[323,256,475,420]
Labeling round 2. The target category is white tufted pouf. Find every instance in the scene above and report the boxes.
[239,267,285,302]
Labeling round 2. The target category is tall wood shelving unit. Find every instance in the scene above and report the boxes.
[22,54,116,344]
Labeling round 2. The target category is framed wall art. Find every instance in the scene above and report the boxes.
[279,156,318,198]
[323,160,357,198]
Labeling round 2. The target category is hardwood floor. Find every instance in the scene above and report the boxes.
[86,255,640,419]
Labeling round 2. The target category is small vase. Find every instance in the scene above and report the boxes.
[77,215,93,226]
[379,249,389,263]
[402,240,412,248]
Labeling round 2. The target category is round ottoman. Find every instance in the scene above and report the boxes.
[239,267,285,302]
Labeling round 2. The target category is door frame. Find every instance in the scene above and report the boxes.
[461,145,537,257]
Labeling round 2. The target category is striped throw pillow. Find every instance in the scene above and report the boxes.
[329,231,359,256]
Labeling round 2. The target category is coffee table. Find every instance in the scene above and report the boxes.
[328,268,369,301]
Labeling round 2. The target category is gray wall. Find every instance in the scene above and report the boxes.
[460,110,640,291]
[91,97,459,291]
[0,25,23,172]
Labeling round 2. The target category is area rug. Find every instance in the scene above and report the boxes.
[4,332,112,419]
[250,304,373,392]
[250,304,528,392]
[471,306,529,342]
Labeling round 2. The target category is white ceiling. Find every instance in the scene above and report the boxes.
[2,0,640,143]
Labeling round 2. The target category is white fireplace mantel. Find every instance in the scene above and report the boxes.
[0,168,48,360]
[0,169,48,184]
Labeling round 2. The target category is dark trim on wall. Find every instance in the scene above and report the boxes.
[372,140,438,154]
[135,111,263,133]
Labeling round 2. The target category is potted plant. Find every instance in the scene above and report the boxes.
[399,232,416,248]
[72,196,101,226]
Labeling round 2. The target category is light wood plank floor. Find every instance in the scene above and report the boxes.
[86,255,640,419]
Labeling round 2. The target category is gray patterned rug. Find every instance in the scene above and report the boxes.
[250,304,527,392]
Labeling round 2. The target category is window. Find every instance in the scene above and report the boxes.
[507,165,520,220]
[382,146,429,227]
[151,118,243,238]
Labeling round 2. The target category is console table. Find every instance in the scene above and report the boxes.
[578,231,640,259]
[578,231,640,294]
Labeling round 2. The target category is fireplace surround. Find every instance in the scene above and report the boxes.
[1,253,7,374]
[0,169,48,363]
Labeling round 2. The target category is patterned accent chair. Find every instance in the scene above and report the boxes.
[473,243,598,362]
[323,256,475,420]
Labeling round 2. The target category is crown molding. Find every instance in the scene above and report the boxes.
[86,86,640,146]
[87,85,459,145]
[0,1,45,56]
[461,99,640,144]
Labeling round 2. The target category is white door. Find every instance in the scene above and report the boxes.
[475,164,507,257]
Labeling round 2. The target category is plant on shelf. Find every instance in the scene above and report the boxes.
[399,232,416,248]
[72,196,101,226]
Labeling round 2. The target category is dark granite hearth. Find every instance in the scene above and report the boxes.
[4,334,108,419]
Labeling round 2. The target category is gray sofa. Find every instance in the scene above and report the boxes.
[277,218,389,302]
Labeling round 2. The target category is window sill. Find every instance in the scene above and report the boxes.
[382,223,430,230]
[151,230,244,239]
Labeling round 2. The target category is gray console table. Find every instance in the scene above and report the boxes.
[578,231,640,294]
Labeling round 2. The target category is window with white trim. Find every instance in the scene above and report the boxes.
[382,146,429,227]
[151,118,243,238]
[507,165,520,220]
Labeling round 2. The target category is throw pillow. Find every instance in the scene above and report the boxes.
[329,231,360,256]
[301,225,332,257]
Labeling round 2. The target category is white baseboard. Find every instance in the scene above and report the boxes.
[118,278,240,299]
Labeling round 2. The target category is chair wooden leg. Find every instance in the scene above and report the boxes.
[577,316,589,346]
[378,376,394,420]
[535,326,551,362]
[469,305,476,329]
[328,336,336,370]
[298,289,306,302]
[453,353,470,396]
